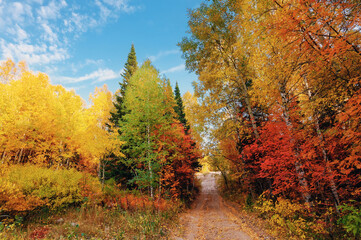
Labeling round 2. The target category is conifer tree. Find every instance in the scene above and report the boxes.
[107,44,138,187]
[174,82,189,132]
[110,44,138,128]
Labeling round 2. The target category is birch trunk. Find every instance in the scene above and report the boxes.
[303,76,340,207]
[280,88,313,206]
[147,124,153,198]
[102,160,105,190]
[217,42,260,139]
[1,150,6,164]
[17,148,24,164]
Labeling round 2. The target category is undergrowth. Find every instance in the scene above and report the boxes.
[0,165,185,239]
[0,204,180,239]
[220,178,360,240]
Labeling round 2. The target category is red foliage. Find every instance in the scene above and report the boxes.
[268,0,361,64]
[29,226,50,239]
[243,120,302,199]
[159,123,201,200]
[326,90,361,201]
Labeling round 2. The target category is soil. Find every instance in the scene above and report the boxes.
[171,172,274,240]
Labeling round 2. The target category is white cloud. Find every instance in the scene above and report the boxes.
[37,0,66,20]
[11,2,32,23]
[16,25,28,40]
[69,59,105,74]
[0,0,138,67]
[29,0,44,4]
[96,0,111,22]
[103,0,136,13]
[0,40,69,65]
[41,23,58,44]
[95,0,135,24]
[161,64,185,74]
[85,59,104,65]
[149,49,179,62]
[64,85,86,93]
[53,68,118,84]
[6,25,28,41]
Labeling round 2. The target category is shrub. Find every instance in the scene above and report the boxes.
[255,195,327,239]
[338,203,361,239]
[0,178,44,213]
[0,164,102,215]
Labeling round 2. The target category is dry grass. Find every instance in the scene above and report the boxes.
[0,203,180,240]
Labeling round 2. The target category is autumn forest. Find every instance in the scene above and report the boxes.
[1,0,361,239]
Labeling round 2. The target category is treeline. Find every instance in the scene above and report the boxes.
[0,46,200,218]
[180,0,361,238]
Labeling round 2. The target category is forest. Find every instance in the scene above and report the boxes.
[179,0,361,239]
[1,0,361,239]
[0,47,201,238]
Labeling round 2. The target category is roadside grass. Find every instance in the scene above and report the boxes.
[0,200,181,239]
[0,165,187,239]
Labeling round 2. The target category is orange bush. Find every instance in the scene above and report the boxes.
[103,193,173,212]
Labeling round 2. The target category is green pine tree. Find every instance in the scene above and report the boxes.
[174,82,189,132]
[110,44,138,128]
[106,44,138,188]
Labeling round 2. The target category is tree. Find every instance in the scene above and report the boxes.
[87,85,123,187]
[179,0,269,200]
[174,82,189,132]
[120,60,173,198]
[107,44,138,187]
[160,123,201,200]
[0,60,122,172]
[110,44,138,128]
[179,0,262,140]
[182,91,204,146]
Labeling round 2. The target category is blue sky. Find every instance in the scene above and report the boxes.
[0,0,202,102]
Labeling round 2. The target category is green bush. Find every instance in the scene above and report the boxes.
[338,203,361,239]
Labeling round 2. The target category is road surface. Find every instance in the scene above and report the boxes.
[172,172,269,240]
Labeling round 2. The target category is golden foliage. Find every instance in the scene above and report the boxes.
[0,59,122,169]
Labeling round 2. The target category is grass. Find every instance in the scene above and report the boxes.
[0,202,180,240]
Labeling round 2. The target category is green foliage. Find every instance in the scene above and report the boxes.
[245,193,254,210]
[174,82,189,132]
[120,60,173,194]
[338,203,361,238]
[108,44,138,190]
[102,178,123,198]
[110,43,138,128]
[120,44,138,87]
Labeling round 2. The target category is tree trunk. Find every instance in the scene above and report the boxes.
[98,160,103,190]
[1,150,6,164]
[216,41,260,139]
[147,124,153,198]
[241,78,260,139]
[17,148,24,164]
[280,88,313,206]
[102,159,105,190]
[303,76,341,208]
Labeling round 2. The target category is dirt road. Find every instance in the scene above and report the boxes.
[172,172,271,240]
